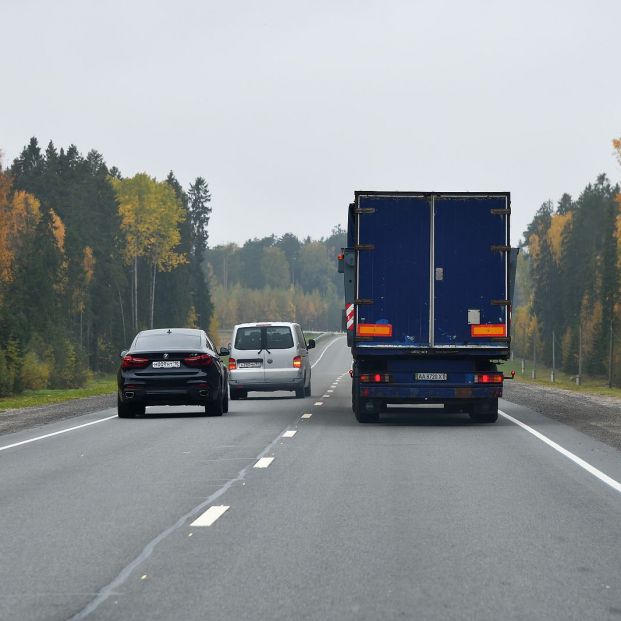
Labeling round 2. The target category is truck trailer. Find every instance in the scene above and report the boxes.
[339,191,518,424]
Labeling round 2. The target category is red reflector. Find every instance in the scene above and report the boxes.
[293,355,302,368]
[471,324,507,337]
[228,357,237,371]
[474,373,503,384]
[121,355,149,370]
[374,373,381,383]
[360,373,391,383]
[357,323,393,337]
[338,253,344,260]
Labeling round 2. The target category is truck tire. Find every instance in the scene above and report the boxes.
[352,384,379,423]
[469,398,498,423]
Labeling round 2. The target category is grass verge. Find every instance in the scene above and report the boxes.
[0,375,117,412]
[498,359,621,399]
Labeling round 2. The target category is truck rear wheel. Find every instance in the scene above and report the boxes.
[352,384,379,423]
[469,398,498,423]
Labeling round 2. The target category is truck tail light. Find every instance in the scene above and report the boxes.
[471,324,507,337]
[357,323,393,337]
[121,355,149,370]
[228,357,237,370]
[360,373,391,383]
[293,355,302,368]
[474,373,503,384]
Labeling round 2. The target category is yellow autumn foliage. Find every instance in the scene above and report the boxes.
[546,213,572,263]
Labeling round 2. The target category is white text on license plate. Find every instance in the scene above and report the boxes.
[238,362,262,368]
[416,373,447,381]
[152,360,180,368]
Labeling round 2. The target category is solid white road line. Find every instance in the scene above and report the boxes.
[0,415,117,453]
[190,505,230,527]
[282,430,297,438]
[301,413,312,419]
[311,336,345,369]
[254,457,274,469]
[499,409,621,494]
[314,402,323,406]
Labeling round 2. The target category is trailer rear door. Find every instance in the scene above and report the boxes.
[433,196,508,348]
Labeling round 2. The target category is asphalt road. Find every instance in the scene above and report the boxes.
[2,336,621,620]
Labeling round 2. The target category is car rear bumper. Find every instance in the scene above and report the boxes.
[118,382,217,406]
[229,378,304,392]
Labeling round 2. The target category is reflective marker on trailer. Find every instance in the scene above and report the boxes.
[357,323,393,337]
[470,324,506,337]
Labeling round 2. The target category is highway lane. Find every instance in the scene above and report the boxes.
[2,336,621,620]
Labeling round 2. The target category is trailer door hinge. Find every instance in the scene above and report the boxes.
[491,245,511,253]
[491,208,511,215]
[491,299,511,306]
[355,298,374,305]
[354,208,375,214]
[355,244,375,251]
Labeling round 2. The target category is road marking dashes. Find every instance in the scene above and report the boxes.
[314,402,323,406]
[322,394,330,398]
[282,430,297,438]
[301,413,312,419]
[190,505,229,527]
[327,389,334,393]
[254,457,274,469]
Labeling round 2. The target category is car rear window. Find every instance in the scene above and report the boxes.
[134,334,201,351]
[234,327,262,350]
[266,327,294,349]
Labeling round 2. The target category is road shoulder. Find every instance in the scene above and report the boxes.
[503,381,621,452]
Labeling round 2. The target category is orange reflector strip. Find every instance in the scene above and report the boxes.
[471,324,507,337]
[357,324,393,337]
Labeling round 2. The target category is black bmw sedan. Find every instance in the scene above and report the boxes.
[117,328,229,418]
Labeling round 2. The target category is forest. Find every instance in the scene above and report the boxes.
[512,138,621,383]
[0,138,345,396]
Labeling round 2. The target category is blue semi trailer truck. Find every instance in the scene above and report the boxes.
[339,191,518,424]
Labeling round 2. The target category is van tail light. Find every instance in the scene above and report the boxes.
[121,355,149,370]
[293,355,302,368]
[474,373,503,384]
[228,357,237,370]
[184,354,213,367]
[359,373,391,383]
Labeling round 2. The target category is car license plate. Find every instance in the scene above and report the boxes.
[152,360,180,368]
[238,362,262,368]
[416,373,447,381]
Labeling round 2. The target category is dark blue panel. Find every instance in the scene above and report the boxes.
[357,195,430,346]
[433,197,507,346]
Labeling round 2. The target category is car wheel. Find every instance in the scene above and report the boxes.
[206,390,224,416]
[117,395,135,419]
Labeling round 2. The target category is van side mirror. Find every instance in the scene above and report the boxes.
[120,350,128,358]
[307,339,316,349]
[219,347,230,356]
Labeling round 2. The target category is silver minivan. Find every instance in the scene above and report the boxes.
[228,322,315,399]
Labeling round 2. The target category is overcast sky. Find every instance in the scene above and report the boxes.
[2,0,620,246]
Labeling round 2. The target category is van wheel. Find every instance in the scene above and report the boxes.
[230,388,246,400]
[222,390,229,413]
[304,382,311,397]
[295,384,305,398]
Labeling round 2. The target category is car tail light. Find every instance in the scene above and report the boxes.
[474,373,503,384]
[121,355,149,370]
[228,357,237,370]
[360,373,391,383]
[293,355,302,368]
[184,354,213,367]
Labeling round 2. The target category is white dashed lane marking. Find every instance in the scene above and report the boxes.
[254,457,274,469]
[314,402,323,406]
[301,413,312,419]
[282,430,297,438]
[190,505,230,527]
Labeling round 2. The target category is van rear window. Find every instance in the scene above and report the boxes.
[266,327,294,349]
[234,328,262,350]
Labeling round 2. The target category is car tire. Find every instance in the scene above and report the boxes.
[222,389,229,413]
[117,395,135,418]
[206,389,224,416]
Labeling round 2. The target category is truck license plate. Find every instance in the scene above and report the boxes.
[416,373,447,381]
